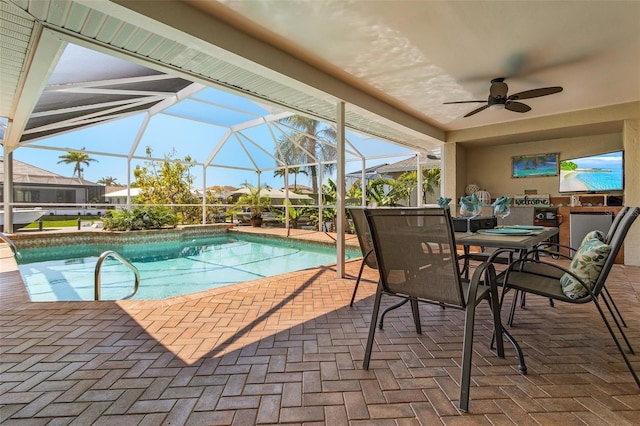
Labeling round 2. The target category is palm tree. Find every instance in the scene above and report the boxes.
[57,148,97,178]
[275,116,337,193]
[97,176,120,186]
[273,166,308,190]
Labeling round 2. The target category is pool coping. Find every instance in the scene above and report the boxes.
[7,223,235,249]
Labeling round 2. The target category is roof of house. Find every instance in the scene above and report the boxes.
[346,155,440,177]
[283,184,314,194]
[345,163,390,177]
[375,157,419,173]
[0,156,101,186]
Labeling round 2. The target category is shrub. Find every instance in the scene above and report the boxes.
[102,206,177,231]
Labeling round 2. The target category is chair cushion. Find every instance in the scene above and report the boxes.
[579,229,606,247]
[560,239,611,299]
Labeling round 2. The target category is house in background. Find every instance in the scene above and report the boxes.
[282,184,314,195]
[345,163,390,189]
[0,156,105,215]
[346,155,441,205]
[103,187,142,207]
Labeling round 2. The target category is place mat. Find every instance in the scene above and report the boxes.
[477,228,533,236]
[504,225,545,230]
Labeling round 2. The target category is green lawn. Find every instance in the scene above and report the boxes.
[22,215,102,229]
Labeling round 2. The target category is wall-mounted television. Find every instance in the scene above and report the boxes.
[559,151,624,193]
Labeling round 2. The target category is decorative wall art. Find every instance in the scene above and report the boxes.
[512,153,559,178]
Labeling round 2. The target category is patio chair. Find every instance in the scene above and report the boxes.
[535,206,629,259]
[348,206,437,331]
[347,207,378,307]
[498,206,640,388]
[512,207,631,329]
[361,207,518,412]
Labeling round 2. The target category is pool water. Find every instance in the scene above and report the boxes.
[17,234,360,301]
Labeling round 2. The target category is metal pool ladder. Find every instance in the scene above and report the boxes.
[0,232,19,258]
[94,250,140,300]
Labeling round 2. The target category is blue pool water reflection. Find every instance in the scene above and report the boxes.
[18,234,360,301]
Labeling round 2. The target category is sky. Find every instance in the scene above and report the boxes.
[1,86,418,190]
[565,151,623,171]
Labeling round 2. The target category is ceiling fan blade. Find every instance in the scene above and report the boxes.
[509,86,563,100]
[464,105,490,117]
[505,101,531,113]
[443,100,485,104]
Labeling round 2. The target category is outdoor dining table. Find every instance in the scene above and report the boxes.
[454,226,560,254]
[455,226,560,277]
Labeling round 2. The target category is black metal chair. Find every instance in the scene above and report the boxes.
[534,206,629,259]
[347,207,378,307]
[514,206,632,330]
[498,206,640,388]
[361,207,523,412]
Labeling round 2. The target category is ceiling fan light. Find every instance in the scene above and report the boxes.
[489,103,504,110]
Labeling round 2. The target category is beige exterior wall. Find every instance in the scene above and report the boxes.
[623,120,640,266]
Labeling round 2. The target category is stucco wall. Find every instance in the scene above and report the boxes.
[623,120,639,266]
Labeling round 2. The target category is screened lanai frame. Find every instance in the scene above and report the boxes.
[2,39,441,218]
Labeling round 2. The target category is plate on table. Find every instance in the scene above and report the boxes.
[477,228,533,236]
[504,225,545,230]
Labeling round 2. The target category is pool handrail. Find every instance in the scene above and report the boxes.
[94,250,140,300]
[0,232,19,258]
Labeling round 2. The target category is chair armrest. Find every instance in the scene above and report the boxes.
[523,248,572,261]
[470,261,499,293]
[536,242,577,257]
[485,248,516,263]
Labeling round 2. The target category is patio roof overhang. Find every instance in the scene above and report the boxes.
[0,0,443,156]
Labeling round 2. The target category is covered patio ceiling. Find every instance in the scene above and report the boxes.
[0,0,444,163]
[1,1,639,152]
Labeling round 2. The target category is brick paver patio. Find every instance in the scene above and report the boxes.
[1,228,639,424]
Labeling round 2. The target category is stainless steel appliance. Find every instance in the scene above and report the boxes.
[570,211,614,249]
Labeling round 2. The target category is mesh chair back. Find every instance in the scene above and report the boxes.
[605,206,630,243]
[593,206,639,295]
[364,207,465,307]
[503,206,535,226]
[348,207,377,269]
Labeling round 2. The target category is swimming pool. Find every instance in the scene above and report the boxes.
[17,234,360,301]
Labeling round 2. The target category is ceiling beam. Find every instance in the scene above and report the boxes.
[3,27,66,152]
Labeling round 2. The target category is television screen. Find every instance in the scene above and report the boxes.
[559,151,624,193]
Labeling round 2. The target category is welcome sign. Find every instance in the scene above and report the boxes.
[514,194,550,206]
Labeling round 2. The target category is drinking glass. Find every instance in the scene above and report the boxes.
[460,203,481,234]
[494,204,511,228]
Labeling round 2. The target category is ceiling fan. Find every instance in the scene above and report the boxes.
[444,78,563,117]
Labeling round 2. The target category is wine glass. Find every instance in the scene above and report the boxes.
[494,204,511,228]
[460,202,481,234]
